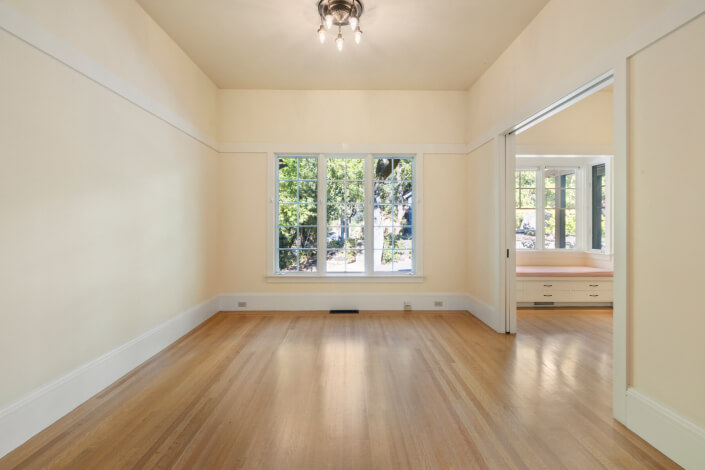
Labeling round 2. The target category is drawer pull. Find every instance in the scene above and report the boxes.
[589,284,599,287]
[589,294,599,297]
[543,284,553,287]
[544,294,553,297]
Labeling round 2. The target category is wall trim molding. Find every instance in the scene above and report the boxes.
[626,389,705,469]
[0,296,220,460]
[219,292,487,314]
[217,142,470,155]
[0,2,220,152]
[219,292,501,330]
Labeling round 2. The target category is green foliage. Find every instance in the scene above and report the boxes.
[278,158,298,180]
[278,250,296,271]
[346,159,365,180]
[375,158,412,181]
[299,182,317,203]
[279,227,297,249]
[381,249,412,264]
[299,158,317,180]
[279,205,297,226]
[298,204,317,226]
[518,170,536,187]
[327,159,346,180]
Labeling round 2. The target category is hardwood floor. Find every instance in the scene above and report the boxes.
[0,309,680,469]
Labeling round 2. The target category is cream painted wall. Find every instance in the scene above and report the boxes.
[220,153,468,294]
[466,0,676,145]
[217,90,467,144]
[516,88,614,155]
[466,141,499,307]
[217,89,470,296]
[628,13,705,428]
[0,18,220,408]
[1,0,218,138]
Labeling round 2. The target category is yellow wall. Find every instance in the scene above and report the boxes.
[466,0,675,145]
[516,88,613,155]
[465,141,498,307]
[628,13,705,428]
[1,0,218,138]
[218,90,467,144]
[220,153,468,294]
[217,89,470,295]
[0,9,220,408]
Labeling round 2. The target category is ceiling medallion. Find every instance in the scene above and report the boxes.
[316,0,364,51]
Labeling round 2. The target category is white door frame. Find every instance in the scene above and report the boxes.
[499,72,615,336]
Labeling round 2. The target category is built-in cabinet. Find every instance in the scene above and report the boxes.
[516,277,613,304]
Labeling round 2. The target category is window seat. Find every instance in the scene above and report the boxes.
[516,266,613,278]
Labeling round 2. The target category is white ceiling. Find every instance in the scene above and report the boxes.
[137,0,550,90]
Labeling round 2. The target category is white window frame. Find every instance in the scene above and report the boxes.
[516,155,612,254]
[266,151,424,281]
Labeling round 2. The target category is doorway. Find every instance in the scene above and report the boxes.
[502,73,615,333]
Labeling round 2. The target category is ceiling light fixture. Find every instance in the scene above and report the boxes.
[317,0,363,50]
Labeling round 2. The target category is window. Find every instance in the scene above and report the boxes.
[275,154,417,275]
[277,156,319,272]
[515,156,610,252]
[326,157,366,273]
[515,170,537,249]
[543,168,577,249]
[591,163,606,251]
[373,157,414,272]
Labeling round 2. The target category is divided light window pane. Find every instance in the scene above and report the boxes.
[277,156,318,272]
[373,157,414,272]
[326,158,365,273]
[275,154,416,275]
[544,168,577,249]
[515,169,537,250]
[592,164,607,251]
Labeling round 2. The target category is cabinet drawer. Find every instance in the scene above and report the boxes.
[517,291,581,303]
[567,281,613,292]
[521,281,563,294]
[574,290,613,302]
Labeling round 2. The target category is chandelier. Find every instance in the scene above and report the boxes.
[316,0,364,51]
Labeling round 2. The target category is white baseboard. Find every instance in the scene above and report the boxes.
[0,296,220,460]
[626,388,705,469]
[464,295,503,332]
[219,292,500,328]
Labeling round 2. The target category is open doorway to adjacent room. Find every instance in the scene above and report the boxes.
[504,77,615,334]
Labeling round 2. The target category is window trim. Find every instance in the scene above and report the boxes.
[516,155,612,254]
[267,151,424,280]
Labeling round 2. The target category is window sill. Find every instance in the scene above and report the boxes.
[265,274,425,283]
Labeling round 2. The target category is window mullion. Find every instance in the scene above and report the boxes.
[317,154,327,274]
[364,154,374,275]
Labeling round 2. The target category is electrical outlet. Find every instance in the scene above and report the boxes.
[434,301,444,307]
[237,301,247,308]
[403,301,412,311]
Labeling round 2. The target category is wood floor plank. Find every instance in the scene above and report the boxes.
[0,309,681,469]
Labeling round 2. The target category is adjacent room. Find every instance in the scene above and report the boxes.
[1,0,704,468]
[513,85,614,310]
